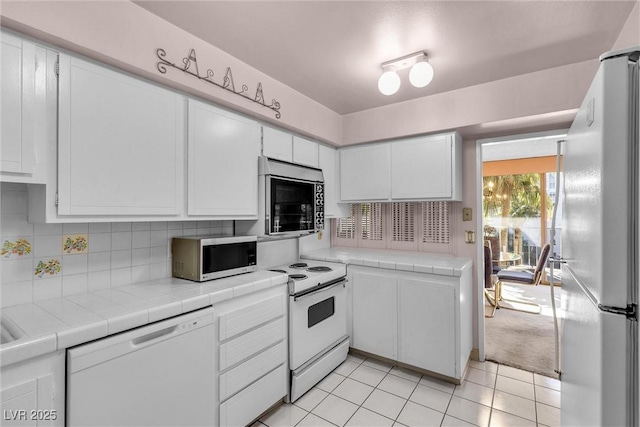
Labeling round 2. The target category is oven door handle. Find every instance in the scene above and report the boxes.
[293,278,348,301]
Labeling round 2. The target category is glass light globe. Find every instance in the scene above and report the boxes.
[409,61,434,88]
[378,70,401,95]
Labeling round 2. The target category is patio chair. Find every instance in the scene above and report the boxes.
[483,243,500,318]
[490,243,551,315]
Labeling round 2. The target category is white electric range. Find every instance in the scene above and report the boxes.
[269,260,349,402]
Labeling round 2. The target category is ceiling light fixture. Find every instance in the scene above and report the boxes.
[377,51,434,95]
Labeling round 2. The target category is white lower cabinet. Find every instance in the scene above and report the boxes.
[214,285,288,427]
[351,268,398,360]
[398,277,458,378]
[0,351,65,426]
[350,265,472,381]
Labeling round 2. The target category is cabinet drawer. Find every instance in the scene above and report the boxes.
[220,316,285,371]
[219,294,285,341]
[219,364,287,427]
[220,341,286,401]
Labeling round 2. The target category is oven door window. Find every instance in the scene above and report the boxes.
[308,296,335,328]
[271,178,315,233]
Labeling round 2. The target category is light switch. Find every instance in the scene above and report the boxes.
[463,207,472,221]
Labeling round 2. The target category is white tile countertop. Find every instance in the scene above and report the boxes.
[301,248,472,277]
[0,270,287,367]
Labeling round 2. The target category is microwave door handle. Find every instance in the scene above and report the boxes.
[293,279,348,301]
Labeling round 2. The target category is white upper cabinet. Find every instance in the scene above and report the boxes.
[339,131,462,202]
[292,136,319,168]
[188,99,260,218]
[339,143,390,201]
[391,134,459,200]
[262,126,293,162]
[57,55,184,216]
[318,144,340,218]
[1,32,35,175]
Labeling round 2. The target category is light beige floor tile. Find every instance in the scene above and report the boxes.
[294,387,329,412]
[296,413,337,427]
[389,366,422,382]
[533,373,561,391]
[445,396,491,427]
[497,365,533,384]
[260,403,308,427]
[344,407,394,427]
[312,395,359,427]
[347,353,366,364]
[534,385,561,408]
[334,359,361,377]
[536,402,561,426]
[377,372,419,399]
[349,364,387,387]
[453,380,494,407]
[440,415,476,426]
[409,383,452,413]
[316,372,346,393]
[469,360,499,374]
[397,401,445,427]
[362,389,407,420]
[363,358,394,373]
[489,409,536,427]
[332,377,375,405]
[419,376,456,394]
[491,390,536,422]
[465,367,497,388]
[495,375,535,400]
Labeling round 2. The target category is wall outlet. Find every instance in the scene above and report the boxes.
[463,207,472,221]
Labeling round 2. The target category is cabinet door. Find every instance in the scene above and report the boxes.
[262,126,292,162]
[188,100,260,217]
[351,270,397,359]
[339,144,390,201]
[398,277,457,377]
[318,144,337,218]
[391,135,452,199]
[1,32,35,174]
[57,55,184,216]
[292,136,318,168]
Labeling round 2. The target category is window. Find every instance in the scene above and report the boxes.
[333,202,453,253]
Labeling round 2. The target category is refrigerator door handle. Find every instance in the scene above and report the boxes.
[565,264,637,319]
[598,303,637,320]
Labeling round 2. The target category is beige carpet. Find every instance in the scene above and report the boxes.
[484,282,562,379]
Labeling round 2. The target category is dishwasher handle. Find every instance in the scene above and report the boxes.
[131,325,178,347]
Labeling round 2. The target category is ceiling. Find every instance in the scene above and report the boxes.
[134,1,635,116]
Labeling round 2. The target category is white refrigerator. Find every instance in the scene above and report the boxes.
[562,46,639,426]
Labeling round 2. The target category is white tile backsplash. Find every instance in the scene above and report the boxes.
[0,183,237,307]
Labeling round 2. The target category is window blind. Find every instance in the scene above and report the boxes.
[391,202,415,242]
[422,201,450,244]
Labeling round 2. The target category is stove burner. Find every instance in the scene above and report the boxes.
[269,269,288,274]
[289,274,308,280]
[289,262,308,269]
[307,266,333,273]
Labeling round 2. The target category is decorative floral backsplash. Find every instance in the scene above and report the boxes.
[63,234,88,254]
[1,238,32,258]
[34,259,62,278]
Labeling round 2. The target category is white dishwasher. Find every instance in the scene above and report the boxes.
[66,307,216,427]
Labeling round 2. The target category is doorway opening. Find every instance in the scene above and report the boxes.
[477,130,565,378]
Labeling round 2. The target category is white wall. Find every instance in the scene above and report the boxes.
[612,1,640,50]
[0,1,343,146]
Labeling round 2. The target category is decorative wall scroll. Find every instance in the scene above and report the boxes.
[156,48,282,119]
